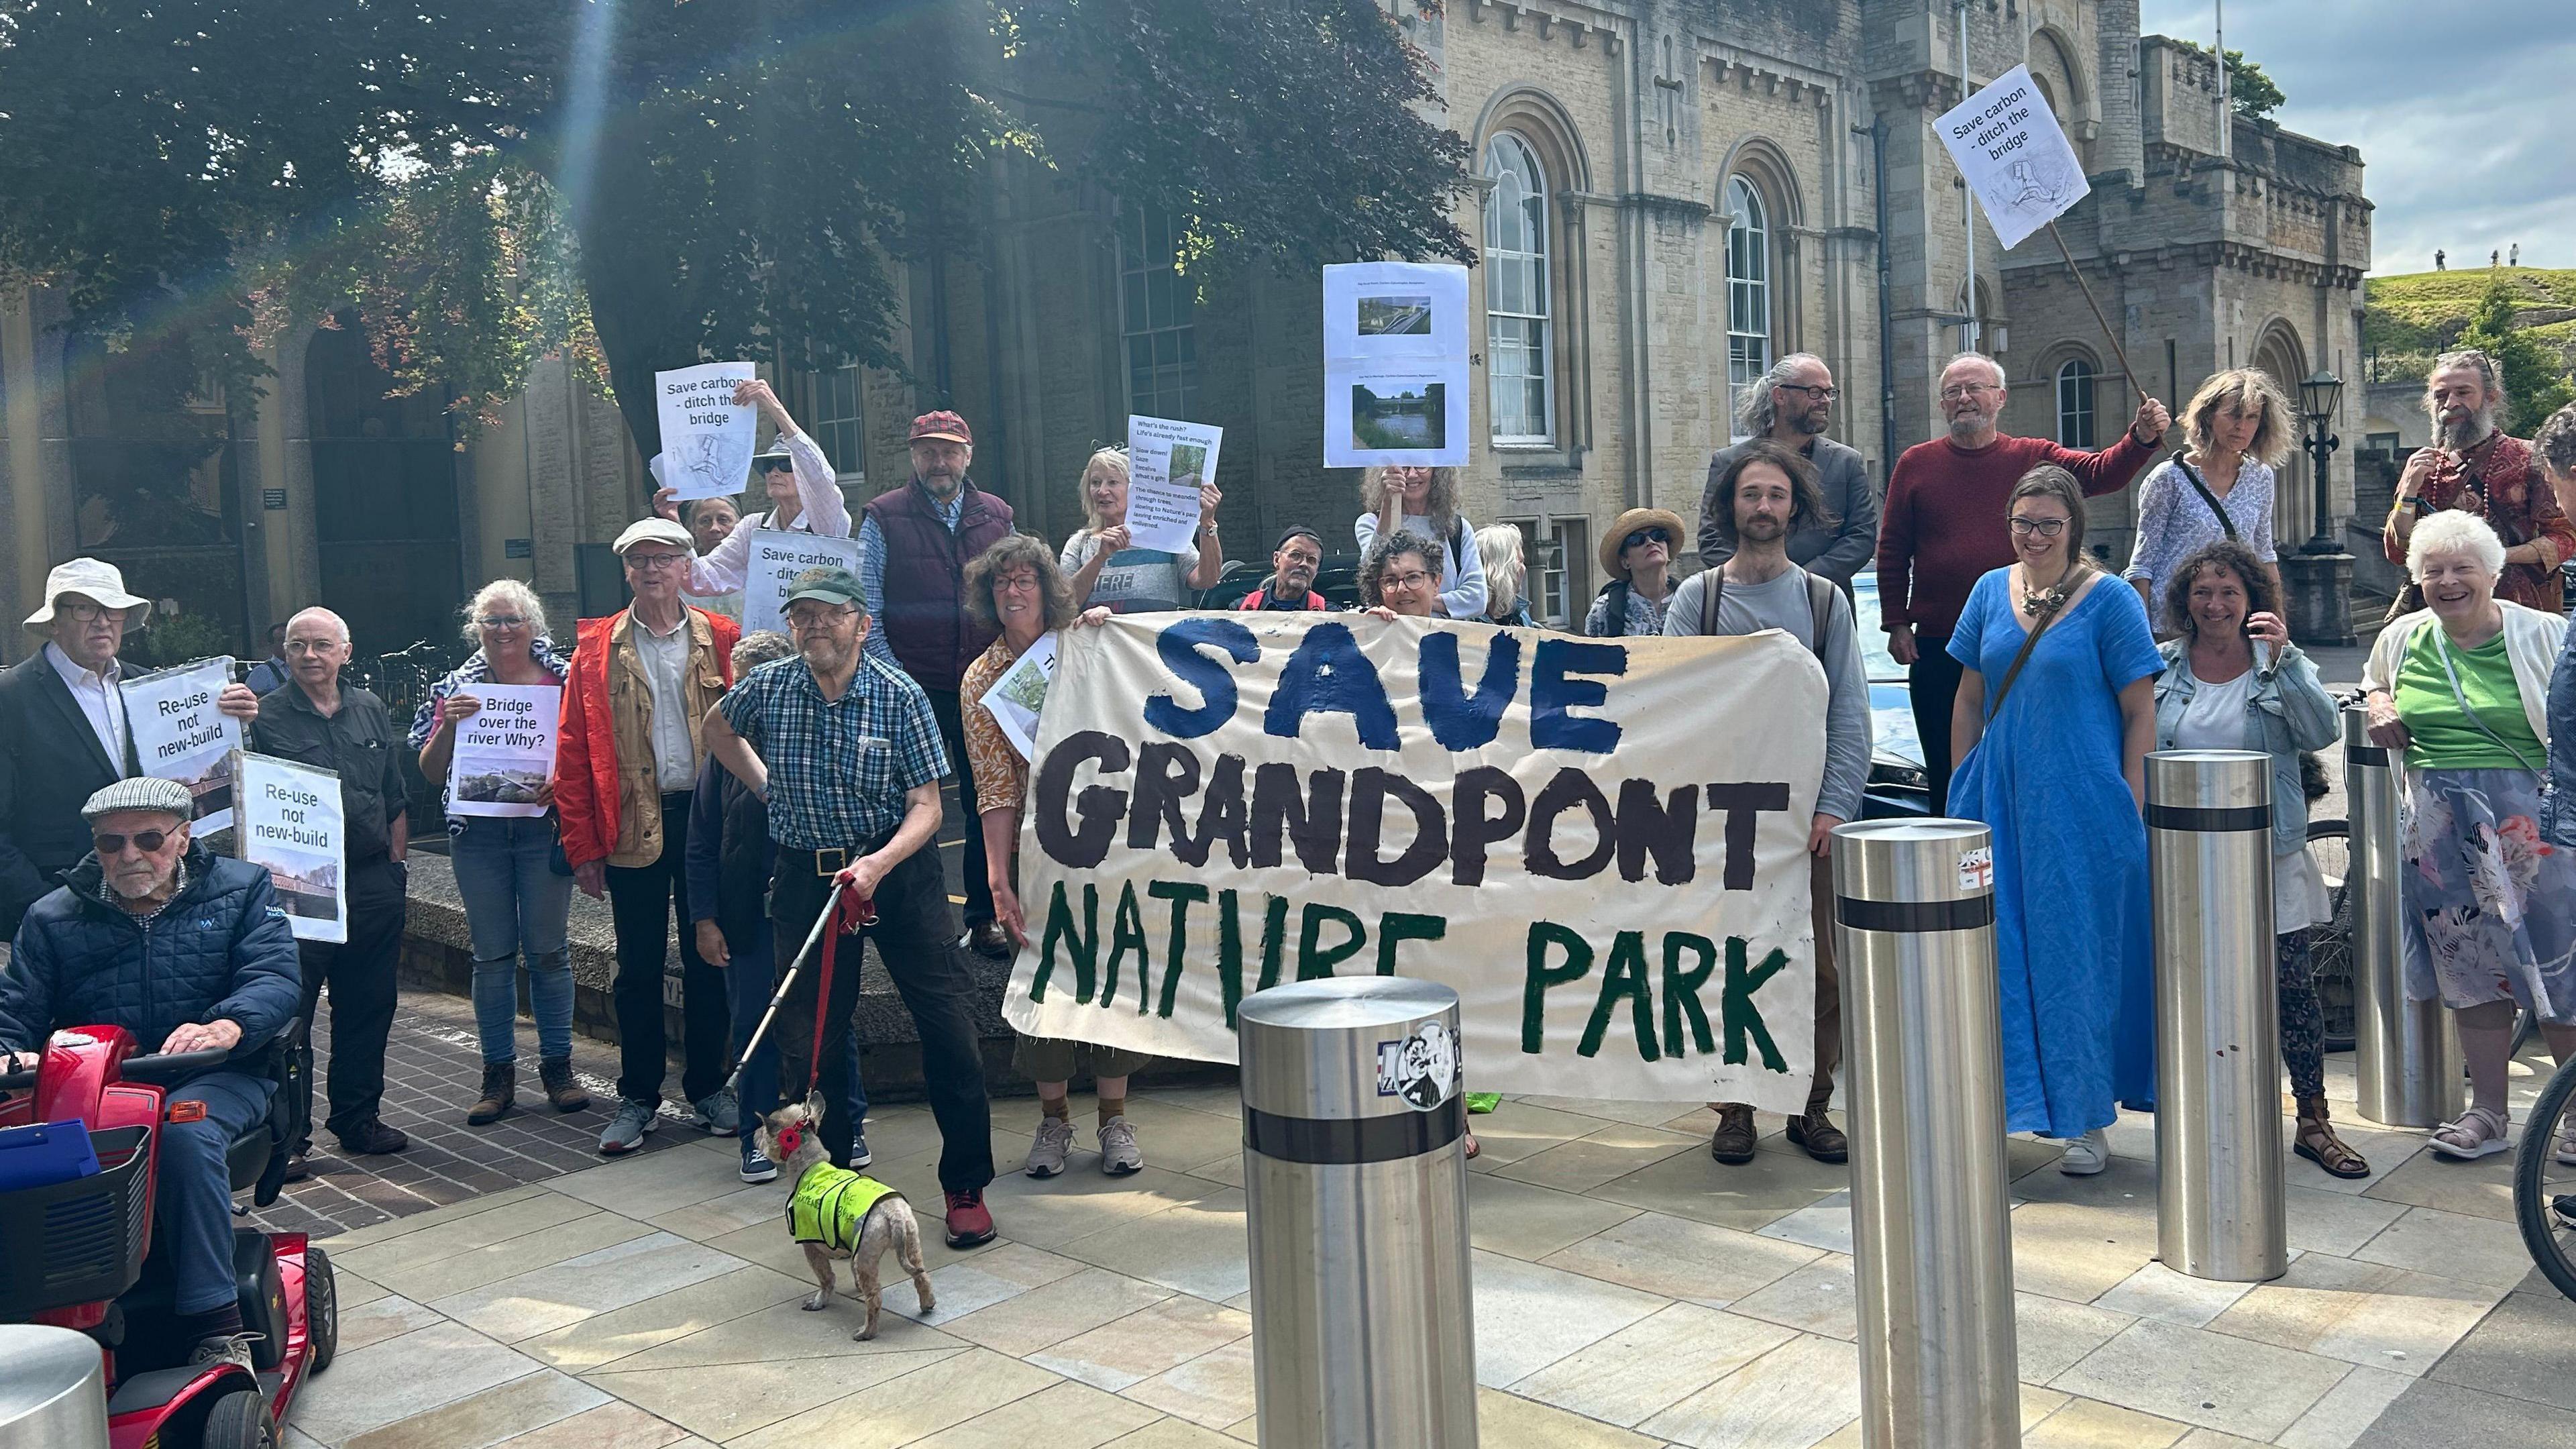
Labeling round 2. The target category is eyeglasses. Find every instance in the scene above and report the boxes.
[476,614,527,630]
[1941,382,2000,400]
[1277,550,1322,568]
[991,572,1041,593]
[757,458,794,474]
[1383,570,1435,590]
[1778,384,1839,401]
[2007,517,2070,537]
[787,606,855,632]
[56,600,126,624]
[93,830,170,856]
[623,551,690,572]
[1624,528,1672,551]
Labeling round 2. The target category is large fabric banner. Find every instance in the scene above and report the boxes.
[1002,614,1825,1112]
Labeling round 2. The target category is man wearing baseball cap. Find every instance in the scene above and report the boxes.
[0,558,258,936]
[855,409,1016,955]
[555,517,744,1155]
[706,564,1000,1248]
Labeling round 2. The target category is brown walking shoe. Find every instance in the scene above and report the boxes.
[1709,1104,1758,1165]
[539,1057,591,1114]
[1786,1104,1848,1164]
[466,1061,515,1126]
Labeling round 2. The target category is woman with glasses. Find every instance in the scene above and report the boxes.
[647,378,853,600]
[1356,466,1487,619]
[1061,446,1224,613]
[1946,466,2162,1176]
[1584,508,1688,637]
[411,579,589,1126]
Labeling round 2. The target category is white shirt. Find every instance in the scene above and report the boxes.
[683,429,851,596]
[46,641,129,775]
[2170,669,2330,932]
[629,611,700,791]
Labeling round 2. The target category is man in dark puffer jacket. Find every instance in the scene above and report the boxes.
[0,777,301,1369]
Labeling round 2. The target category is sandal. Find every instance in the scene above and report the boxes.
[2292,1096,2369,1179]
[2556,1119,2576,1169]
[1463,1130,1480,1161]
[2428,1106,2511,1161]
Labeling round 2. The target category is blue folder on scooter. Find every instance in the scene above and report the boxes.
[0,1120,103,1191]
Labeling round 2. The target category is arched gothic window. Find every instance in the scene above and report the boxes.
[1725,176,1774,404]
[2056,358,2098,449]
[1483,134,1553,444]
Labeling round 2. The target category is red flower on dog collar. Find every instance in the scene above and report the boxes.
[776,1125,804,1158]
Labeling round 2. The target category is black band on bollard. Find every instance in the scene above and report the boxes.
[1244,1097,1466,1165]
[2145,802,2271,833]
[2345,743,2388,767]
[1835,894,1994,934]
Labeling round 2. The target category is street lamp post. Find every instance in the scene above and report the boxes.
[2279,369,2356,646]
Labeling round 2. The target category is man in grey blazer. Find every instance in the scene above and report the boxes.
[1699,354,1879,591]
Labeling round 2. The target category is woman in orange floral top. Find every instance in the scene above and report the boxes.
[959,535,1130,1177]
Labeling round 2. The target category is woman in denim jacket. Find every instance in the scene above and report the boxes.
[2152,541,2368,1177]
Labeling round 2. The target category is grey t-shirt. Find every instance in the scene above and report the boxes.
[1665,564,1872,822]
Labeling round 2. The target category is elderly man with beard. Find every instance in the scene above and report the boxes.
[0,559,259,937]
[1668,441,1872,1166]
[2384,349,2575,613]
[705,566,999,1250]
[1,778,301,1369]
[857,411,1016,956]
[1236,526,1330,611]
[1876,352,2169,812]
[1700,354,1878,590]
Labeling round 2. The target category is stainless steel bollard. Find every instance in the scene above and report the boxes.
[1834,819,2017,1449]
[1240,977,1477,1448]
[0,1324,109,1449]
[2345,706,2463,1127]
[2147,749,2288,1283]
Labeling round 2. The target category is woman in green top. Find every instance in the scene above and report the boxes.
[2363,511,2576,1159]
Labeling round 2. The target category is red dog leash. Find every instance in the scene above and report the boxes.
[802,879,878,1099]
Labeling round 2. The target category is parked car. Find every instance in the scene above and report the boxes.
[1851,573,1931,819]
[1196,555,1366,611]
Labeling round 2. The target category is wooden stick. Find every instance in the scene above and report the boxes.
[2049,220,2151,406]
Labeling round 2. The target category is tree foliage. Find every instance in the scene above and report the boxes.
[0,1,1473,453]
[2169,42,2285,123]
[2457,279,2575,437]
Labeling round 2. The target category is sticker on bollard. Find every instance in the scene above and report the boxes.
[1377,1020,1459,1110]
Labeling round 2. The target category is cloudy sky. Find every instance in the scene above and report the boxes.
[2141,1,2575,276]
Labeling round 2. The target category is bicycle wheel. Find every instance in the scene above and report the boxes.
[2305,820,2357,1053]
[2514,1053,2576,1302]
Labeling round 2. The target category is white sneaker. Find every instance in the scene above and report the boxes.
[1025,1115,1075,1178]
[2058,1128,2110,1176]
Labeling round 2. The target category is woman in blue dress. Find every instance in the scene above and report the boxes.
[1947,465,2163,1174]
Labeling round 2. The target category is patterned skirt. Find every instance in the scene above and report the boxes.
[2400,767,2576,1022]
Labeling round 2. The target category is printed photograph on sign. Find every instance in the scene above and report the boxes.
[233,750,347,943]
[1351,381,1446,451]
[1357,293,1435,336]
[122,656,240,835]
[1323,262,1470,466]
[445,684,561,820]
[261,845,341,922]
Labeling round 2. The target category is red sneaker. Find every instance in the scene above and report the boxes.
[944,1188,996,1248]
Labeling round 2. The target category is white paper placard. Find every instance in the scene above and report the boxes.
[1322,262,1471,467]
[1124,416,1222,556]
[233,750,347,943]
[654,361,760,501]
[1935,64,2091,251]
[977,631,1059,762]
[122,656,239,834]
[445,684,561,819]
[742,528,866,638]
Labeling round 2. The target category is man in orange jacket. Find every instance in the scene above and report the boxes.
[555,518,742,1155]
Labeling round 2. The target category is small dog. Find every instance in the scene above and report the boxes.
[761,1096,934,1340]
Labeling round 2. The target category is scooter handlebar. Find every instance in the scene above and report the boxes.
[115,1046,236,1081]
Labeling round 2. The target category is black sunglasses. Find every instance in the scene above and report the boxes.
[94,830,172,856]
[1624,527,1672,551]
[756,457,794,474]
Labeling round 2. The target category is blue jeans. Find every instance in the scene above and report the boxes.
[724,914,865,1154]
[164,1071,274,1315]
[451,816,577,1063]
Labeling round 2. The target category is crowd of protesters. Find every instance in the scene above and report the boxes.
[8,347,2576,1271]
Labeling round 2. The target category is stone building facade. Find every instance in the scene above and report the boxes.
[0,0,2371,655]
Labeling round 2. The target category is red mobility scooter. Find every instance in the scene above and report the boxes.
[1,1020,336,1448]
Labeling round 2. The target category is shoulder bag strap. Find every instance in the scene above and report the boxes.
[2430,625,2540,773]
[2171,454,2238,541]
[1985,566,2092,724]
[1804,572,1833,660]
[1605,580,1632,637]
[1699,567,1724,636]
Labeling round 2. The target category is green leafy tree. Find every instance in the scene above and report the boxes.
[2457,279,2575,435]
[0,1,1474,455]
[2170,42,2286,123]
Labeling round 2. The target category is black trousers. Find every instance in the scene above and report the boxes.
[772,841,993,1192]
[606,792,730,1107]
[924,688,992,928]
[1908,633,1964,817]
[295,856,406,1146]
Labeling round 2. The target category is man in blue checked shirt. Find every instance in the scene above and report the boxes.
[703,565,999,1250]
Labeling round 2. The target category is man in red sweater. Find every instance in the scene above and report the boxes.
[1877,352,2170,811]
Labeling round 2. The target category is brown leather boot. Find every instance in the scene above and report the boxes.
[539,1057,591,1114]
[466,1061,515,1126]
[1787,1085,1848,1165]
[1709,1104,1758,1165]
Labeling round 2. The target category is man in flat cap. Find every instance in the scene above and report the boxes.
[1,777,300,1369]
[0,558,258,936]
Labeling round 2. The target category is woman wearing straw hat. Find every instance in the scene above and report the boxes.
[1585,506,1688,637]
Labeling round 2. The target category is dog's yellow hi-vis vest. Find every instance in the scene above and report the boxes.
[786,1165,900,1252]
